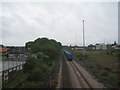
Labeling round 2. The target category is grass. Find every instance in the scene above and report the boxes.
[5,73,29,88]
[85,63,94,68]
[82,50,117,69]
[99,70,109,76]
[103,66,112,72]
[0,56,1,60]
[22,82,38,88]
[0,56,7,61]
[107,74,118,87]
[72,50,118,88]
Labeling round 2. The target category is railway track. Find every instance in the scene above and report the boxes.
[60,50,104,88]
[61,51,93,89]
[61,55,71,88]
[69,61,93,89]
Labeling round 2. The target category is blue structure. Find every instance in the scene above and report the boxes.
[63,50,73,61]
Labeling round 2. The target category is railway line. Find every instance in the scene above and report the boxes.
[69,61,93,89]
[61,54,71,88]
[61,53,93,88]
[59,51,104,88]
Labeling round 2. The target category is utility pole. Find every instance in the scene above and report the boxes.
[83,20,85,55]
[76,33,77,46]
[104,37,105,44]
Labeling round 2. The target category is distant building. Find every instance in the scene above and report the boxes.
[95,43,107,50]
[87,44,95,50]
[111,45,120,50]
[95,44,101,50]
[0,48,9,56]
[106,44,112,50]
[116,45,120,50]
[71,46,84,51]
[7,47,28,60]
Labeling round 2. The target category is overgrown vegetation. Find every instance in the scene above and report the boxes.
[22,37,62,88]
[72,50,119,88]
[5,73,29,88]
[72,50,89,61]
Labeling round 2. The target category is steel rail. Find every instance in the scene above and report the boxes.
[62,54,71,88]
[70,61,93,89]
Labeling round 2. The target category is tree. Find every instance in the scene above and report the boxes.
[88,44,94,47]
[113,41,117,45]
[24,37,62,82]
[25,37,62,60]
[23,55,36,72]
[0,44,4,48]
[25,41,34,48]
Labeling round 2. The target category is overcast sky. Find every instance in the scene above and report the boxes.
[0,2,118,46]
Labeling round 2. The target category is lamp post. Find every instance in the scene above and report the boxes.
[83,20,85,55]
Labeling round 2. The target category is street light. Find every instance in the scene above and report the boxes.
[83,20,85,55]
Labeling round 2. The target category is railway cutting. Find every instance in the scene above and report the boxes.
[58,50,105,89]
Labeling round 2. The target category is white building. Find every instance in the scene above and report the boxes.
[95,43,107,50]
[71,46,84,51]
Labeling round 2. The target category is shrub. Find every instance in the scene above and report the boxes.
[99,70,109,76]
[24,82,37,88]
[78,54,89,61]
[107,74,118,87]
[30,67,46,81]
[85,63,94,69]
[104,66,112,71]
[96,64,102,69]
[93,70,100,74]
[23,56,36,72]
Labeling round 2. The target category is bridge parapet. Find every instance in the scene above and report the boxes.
[1,62,25,88]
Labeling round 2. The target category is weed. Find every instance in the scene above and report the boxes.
[104,66,112,71]
[93,70,100,74]
[85,63,94,69]
[78,54,89,61]
[99,70,109,77]
[107,74,118,87]
[24,82,37,88]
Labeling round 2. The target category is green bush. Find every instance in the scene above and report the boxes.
[78,54,89,61]
[85,63,94,68]
[104,66,112,71]
[99,70,109,76]
[23,56,37,72]
[30,67,45,81]
[93,70,100,74]
[24,82,37,88]
[107,74,118,87]
[112,70,118,74]
[96,64,101,69]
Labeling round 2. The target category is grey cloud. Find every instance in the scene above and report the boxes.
[1,2,118,46]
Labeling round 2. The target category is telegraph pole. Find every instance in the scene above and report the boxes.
[83,20,85,55]
[76,33,77,46]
